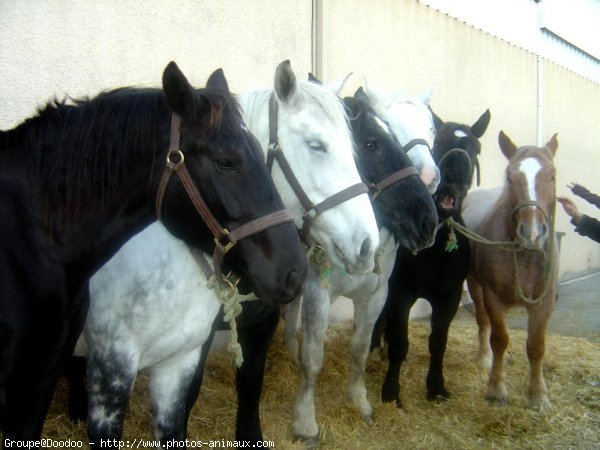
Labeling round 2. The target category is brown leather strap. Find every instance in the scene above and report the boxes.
[436,148,472,174]
[313,182,369,215]
[156,112,295,283]
[369,167,419,199]
[268,94,372,240]
[269,146,316,211]
[402,138,430,152]
[228,209,294,242]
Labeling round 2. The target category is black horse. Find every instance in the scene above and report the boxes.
[0,62,305,445]
[371,108,490,407]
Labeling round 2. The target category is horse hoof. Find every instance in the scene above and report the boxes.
[395,399,404,409]
[293,434,319,449]
[485,395,508,405]
[362,413,374,426]
[528,396,551,411]
[428,393,450,403]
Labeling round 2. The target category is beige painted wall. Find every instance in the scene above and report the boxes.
[320,0,600,278]
[2,0,599,278]
[0,0,313,129]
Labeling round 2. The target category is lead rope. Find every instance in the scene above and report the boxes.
[207,275,258,367]
[443,217,555,305]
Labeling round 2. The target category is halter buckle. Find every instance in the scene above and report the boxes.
[215,228,237,254]
[268,139,281,154]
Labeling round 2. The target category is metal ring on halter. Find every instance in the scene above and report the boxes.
[166,149,185,165]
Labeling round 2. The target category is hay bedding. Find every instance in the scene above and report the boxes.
[23,318,600,449]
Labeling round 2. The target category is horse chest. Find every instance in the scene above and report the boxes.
[395,223,470,295]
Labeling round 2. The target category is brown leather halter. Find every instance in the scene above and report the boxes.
[156,113,295,281]
[267,96,370,240]
[436,147,481,187]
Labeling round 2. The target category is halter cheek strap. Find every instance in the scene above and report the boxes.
[156,113,294,281]
[267,96,369,240]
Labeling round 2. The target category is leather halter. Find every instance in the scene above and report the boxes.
[436,147,481,187]
[368,167,419,200]
[156,113,294,281]
[267,96,370,240]
[512,200,550,226]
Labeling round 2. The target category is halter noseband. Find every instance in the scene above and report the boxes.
[267,96,370,240]
[156,113,295,281]
[436,147,481,187]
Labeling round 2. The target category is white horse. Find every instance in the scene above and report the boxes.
[284,84,440,444]
[73,60,379,445]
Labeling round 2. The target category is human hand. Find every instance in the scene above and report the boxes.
[557,196,583,223]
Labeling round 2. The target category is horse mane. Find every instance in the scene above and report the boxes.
[240,80,350,149]
[1,88,171,228]
[1,86,243,230]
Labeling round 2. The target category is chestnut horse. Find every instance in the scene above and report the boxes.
[462,131,559,409]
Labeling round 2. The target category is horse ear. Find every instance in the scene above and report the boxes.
[363,80,401,111]
[430,107,444,132]
[206,68,230,93]
[415,85,434,106]
[323,72,352,96]
[274,60,297,105]
[471,109,491,138]
[354,86,369,103]
[162,61,197,117]
[308,73,322,84]
[544,133,558,157]
[498,131,518,160]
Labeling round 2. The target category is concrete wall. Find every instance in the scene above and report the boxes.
[0,0,313,129]
[319,0,600,279]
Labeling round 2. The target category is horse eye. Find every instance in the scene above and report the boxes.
[365,139,377,151]
[214,158,236,171]
[308,141,327,153]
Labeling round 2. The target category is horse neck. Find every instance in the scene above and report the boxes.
[7,91,170,269]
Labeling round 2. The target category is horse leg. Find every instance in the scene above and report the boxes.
[67,356,88,422]
[348,287,388,423]
[467,275,492,371]
[426,288,462,401]
[525,300,554,410]
[284,298,302,364]
[292,279,330,443]
[381,290,413,408]
[149,348,203,446]
[3,291,80,444]
[483,293,509,404]
[86,349,137,447]
[235,306,279,446]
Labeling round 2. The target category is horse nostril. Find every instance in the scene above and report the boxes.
[360,237,374,259]
[283,268,304,298]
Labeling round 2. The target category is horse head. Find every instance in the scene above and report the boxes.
[364,83,440,194]
[500,130,558,251]
[344,87,437,253]
[241,61,379,275]
[431,109,491,218]
[160,62,306,305]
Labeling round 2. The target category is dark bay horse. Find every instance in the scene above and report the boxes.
[370,108,490,407]
[0,62,305,444]
[463,131,559,409]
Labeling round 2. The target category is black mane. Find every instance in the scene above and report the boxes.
[0,86,243,228]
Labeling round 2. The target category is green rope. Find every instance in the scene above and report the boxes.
[207,275,258,367]
[443,217,555,305]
